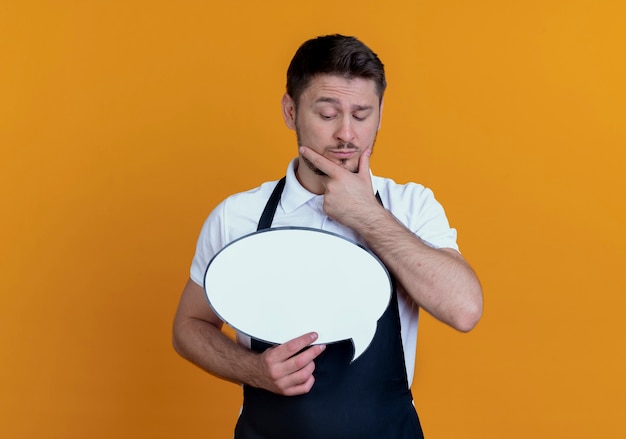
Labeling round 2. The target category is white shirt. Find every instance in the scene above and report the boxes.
[190,158,458,386]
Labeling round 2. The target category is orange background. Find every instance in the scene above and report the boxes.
[1,1,624,438]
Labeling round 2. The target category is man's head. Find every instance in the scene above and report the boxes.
[282,35,386,194]
[286,34,386,108]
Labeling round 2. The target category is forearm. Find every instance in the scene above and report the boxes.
[173,317,260,386]
[173,278,325,395]
[355,207,483,332]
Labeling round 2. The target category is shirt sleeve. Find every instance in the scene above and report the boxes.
[417,186,458,251]
[390,182,459,252]
[189,201,227,286]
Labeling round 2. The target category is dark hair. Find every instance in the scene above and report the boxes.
[286,34,386,106]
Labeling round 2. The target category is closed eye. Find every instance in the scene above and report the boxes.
[353,112,371,121]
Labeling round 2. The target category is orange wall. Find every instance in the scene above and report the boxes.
[1,1,624,438]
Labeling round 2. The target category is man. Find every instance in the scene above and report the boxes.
[173,34,482,438]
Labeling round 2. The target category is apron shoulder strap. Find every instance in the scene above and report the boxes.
[257,177,286,231]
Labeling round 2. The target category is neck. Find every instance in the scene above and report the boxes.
[295,158,326,195]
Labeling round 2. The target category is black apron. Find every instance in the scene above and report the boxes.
[234,177,424,439]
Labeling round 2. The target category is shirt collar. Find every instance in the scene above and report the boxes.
[281,158,319,213]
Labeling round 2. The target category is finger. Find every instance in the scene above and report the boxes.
[286,342,326,370]
[290,374,316,396]
[280,364,317,396]
[275,344,325,390]
[270,331,319,362]
[357,147,372,178]
[278,345,325,395]
[299,146,341,178]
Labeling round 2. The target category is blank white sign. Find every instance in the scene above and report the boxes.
[203,227,391,361]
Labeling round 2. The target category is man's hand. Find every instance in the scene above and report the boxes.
[253,332,326,396]
[299,146,383,229]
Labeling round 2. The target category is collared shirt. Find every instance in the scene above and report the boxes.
[190,158,458,386]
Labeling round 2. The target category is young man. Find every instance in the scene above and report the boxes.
[173,34,482,438]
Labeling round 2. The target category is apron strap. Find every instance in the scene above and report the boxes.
[257,177,286,231]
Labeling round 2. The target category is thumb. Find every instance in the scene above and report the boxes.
[358,147,372,177]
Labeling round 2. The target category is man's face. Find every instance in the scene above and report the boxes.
[282,74,383,181]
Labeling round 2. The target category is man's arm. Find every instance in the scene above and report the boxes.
[172,278,326,395]
[299,146,483,332]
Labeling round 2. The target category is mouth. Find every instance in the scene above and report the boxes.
[328,149,358,160]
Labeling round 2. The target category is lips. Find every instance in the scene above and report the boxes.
[328,149,358,159]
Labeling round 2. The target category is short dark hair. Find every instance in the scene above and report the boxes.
[286,34,386,106]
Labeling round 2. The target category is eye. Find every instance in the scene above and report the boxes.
[353,114,366,121]
[320,113,336,120]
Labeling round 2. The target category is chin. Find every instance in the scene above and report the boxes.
[337,160,359,173]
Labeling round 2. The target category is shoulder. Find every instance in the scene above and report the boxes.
[207,179,282,237]
[220,180,281,213]
[372,175,458,250]
[372,175,439,212]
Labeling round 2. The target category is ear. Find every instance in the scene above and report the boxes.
[377,98,384,130]
[281,93,297,130]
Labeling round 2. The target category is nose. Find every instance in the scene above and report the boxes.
[335,116,355,144]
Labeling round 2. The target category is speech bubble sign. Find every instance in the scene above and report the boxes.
[203,227,391,362]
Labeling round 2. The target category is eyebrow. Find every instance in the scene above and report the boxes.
[314,97,374,111]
